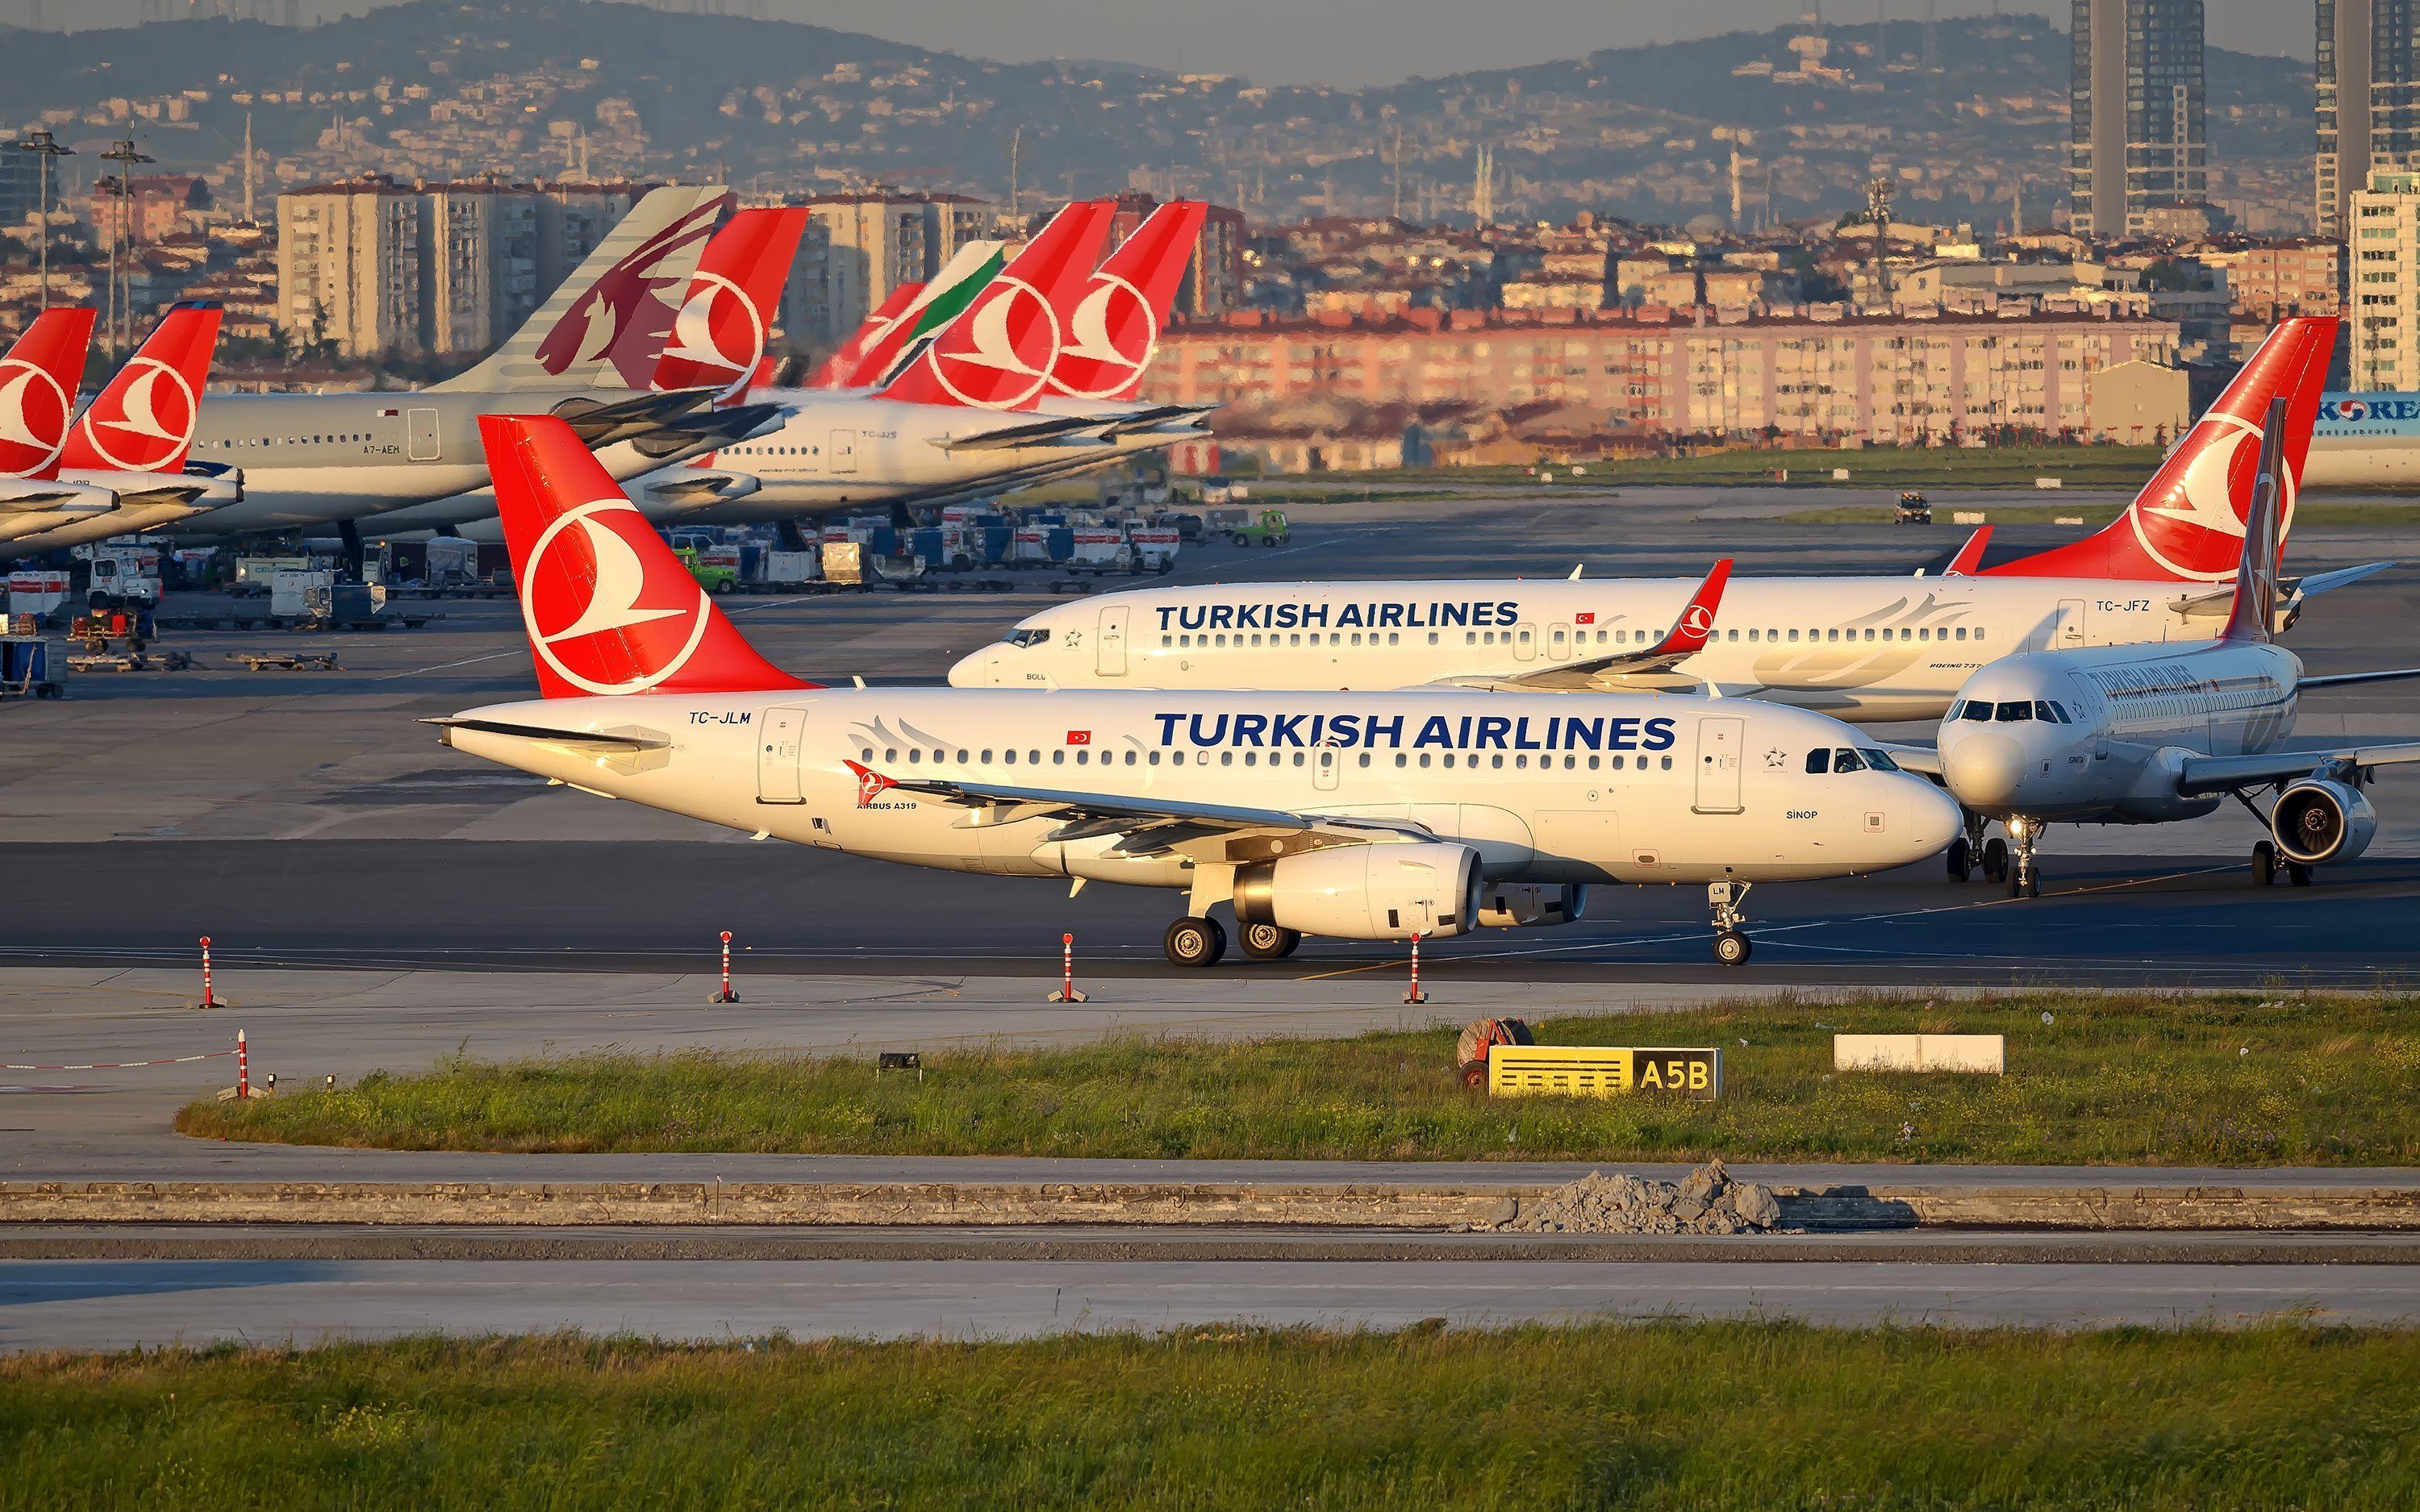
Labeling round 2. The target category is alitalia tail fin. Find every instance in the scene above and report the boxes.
[437,185,728,394]
[1984,316,2336,584]
[59,300,219,475]
[480,413,815,698]
[875,202,1116,410]
[0,306,95,481]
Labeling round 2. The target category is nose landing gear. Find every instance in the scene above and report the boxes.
[1709,878,1754,965]
[2004,817,2044,898]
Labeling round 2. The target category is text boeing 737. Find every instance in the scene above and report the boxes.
[434,415,1960,966]
[1921,400,2420,896]
[954,319,2354,725]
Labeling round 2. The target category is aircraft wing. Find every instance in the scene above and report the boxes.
[1466,559,1732,693]
[2300,666,2420,689]
[2177,742,2420,797]
[2168,561,2397,621]
[1874,743,1942,777]
[550,387,719,446]
[846,762,1430,860]
[931,414,1116,452]
[427,717,673,752]
[0,492,98,513]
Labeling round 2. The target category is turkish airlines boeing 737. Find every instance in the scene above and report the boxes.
[954,319,2358,726]
[435,415,1961,966]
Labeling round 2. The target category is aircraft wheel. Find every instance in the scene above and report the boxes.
[1165,915,1228,968]
[2288,861,2314,887]
[1980,837,2009,883]
[1946,837,1971,882]
[2026,869,2040,899]
[2251,840,2277,887]
[1239,922,1301,960]
[1712,930,1752,966]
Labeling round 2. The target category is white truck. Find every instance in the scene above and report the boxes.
[77,544,163,610]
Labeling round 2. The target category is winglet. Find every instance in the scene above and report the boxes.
[1568,564,1583,581]
[1648,557,1732,657]
[1943,525,1992,577]
[2220,398,2287,644]
[844,759,897,808]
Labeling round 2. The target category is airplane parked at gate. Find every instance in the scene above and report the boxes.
[953,319,2360,726]
[160,184,735,540]
[433,414,1963,967]
[1916,400,2420,896]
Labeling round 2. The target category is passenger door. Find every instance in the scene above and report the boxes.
[2056,598,2087,648]
[407,407,440,462]
[1095,605,1129,677]
[1547,622,1572,661]
[1692,715,1745,814]
[829,431,858,473]
[1512,622,1537,662]
[756,706,809,804]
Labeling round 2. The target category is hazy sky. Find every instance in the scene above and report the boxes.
[49,1,2318,88]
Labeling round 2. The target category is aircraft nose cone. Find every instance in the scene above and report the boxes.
[1907,780,1963,856]
[1943,731,2028,809]
[945,649,991,688]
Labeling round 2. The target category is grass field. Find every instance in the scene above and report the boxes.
[7,1322,2417,1510]
[1779,502,2420,528]
[178,993,2420,1165]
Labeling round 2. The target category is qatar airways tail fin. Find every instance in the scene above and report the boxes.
[0,306,96,481]
[1984,316,2336,584]
[807,282,924,389]
[875,202,1116,410]
[437,185,728,394]
[59,300,219,475]
[1047,200,1207,402]
[651,206,808,402]
[479,414,816,698]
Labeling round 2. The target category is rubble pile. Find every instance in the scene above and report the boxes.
[1492,1159,1785,1235]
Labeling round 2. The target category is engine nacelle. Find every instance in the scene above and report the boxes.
[1475,882,1589,929]
[2272,778,2376,865]
[1234,842,1483,941]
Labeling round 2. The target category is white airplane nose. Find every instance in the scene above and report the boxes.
[1942,731,2029,809]
[1909,779,1963,856]
[945,649,990,688]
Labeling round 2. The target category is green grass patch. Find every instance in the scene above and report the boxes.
[7,1322,2418,1510]
[1779,502,2420,527]
[177,993,2420,1164]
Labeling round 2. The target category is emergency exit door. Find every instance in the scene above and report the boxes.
[1096,604,1129,676]
[829,431,858,473]
[407,407,440,461]
[756,706,808,803]
[1692,715,1745,814]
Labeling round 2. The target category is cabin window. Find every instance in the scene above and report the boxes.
[1220,752,1233,766]
[980,749,993,763]
[1974,628,1986,642]
[883,748,899,762]
[1395,753,1408,768]
[1243,752,1256,766]
[1161,635,1172,648]
[1588,755,1601,770]
[1388,632,1400,646]
[1660,756,1674,770]
[1250,634,1262,647]
[1289,634,1302,646]
[859,748,874,762]
[1748,629,1759,643]
[1054,750,1067,764]
[1148,751,1161,766]
[907,748,921,764]
[1788,630,1800,643]
[1466,631,1477,645]
[1293,752,1306,767]
[1029,750,1041,764]
[1442,753,1456,768]
[1003,750,1016,764]
[1517,630,1531,645]
[1074,750,1088,764]
[1350,633,1362,647]
[1514,754,1529,769]
[1358,753,1371,768]
[1726,629,1739,642]
[1427,632,1438,645]
[1955,627,1967,641]
[1491,754,1505,769]
[1214,634,1227,648]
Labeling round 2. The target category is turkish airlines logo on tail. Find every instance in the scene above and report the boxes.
[536,202,723,389]
[2129,410,2283,583]
[1049,274,1158,401]
[1680,603,1716,637]
[75,357,198,473]
[931,278,1063,410]
[0,357,72,478]
[519,497,714,695]
[656,271,767,402]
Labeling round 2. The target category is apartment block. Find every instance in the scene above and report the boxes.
[277,178,423,356]
[2318,1,2420,237]
[2349,170,2420,389]
[422,184,544,357]
[1141,306,2181,448]
[2070,0,2206,237]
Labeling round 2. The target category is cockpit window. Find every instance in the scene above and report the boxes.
[1004,628,1050,649]
[1958,700,1992,722]
[2035,700,2069,723]
[1805,749,1828,774]
[1831,748,1867,773]
[1993,701,2034,723]
[1861,748,1900,772]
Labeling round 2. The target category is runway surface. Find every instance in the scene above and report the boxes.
[5,1254,2415,1349]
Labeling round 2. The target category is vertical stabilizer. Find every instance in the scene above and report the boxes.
[436,185,728,394]
[875,203,1115,410]
[650,206,808,402]
[2221,399,2287,644]
[807,281,923,389]
[846,239,1009,388]
[58,301,219,474]
[1047,201,1207,402]
[0,306,96,480]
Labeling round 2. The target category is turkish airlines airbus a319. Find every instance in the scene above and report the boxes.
[955,319,2363,726]
[434,415,1962,966]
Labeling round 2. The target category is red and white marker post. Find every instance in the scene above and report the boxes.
[197,935,218,1010]
[234,1027,248,1098]
[711,930,740,1004]
[1404,932,1429,1006]
[1048,931,1088,1003]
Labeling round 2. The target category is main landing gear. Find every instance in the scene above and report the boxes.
[1238,921,1303,960]
[2250,840,2312,888]
[1708,878,1753,965]
[1165,915,1227,967]
[1946,810,1987,881]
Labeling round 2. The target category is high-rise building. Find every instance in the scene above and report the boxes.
[2318,2,2420,239]
[2349,170,2420,389]
[781,191,991,350]
[422,184,544,358]
[277,177,423,357]
[2069,0,2206,238]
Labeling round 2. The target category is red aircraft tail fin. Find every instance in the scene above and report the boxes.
[651,206,807,403]
[0,305,95,480]
[1045,200,1207,402]
[59,301,219,475]
[874,202,1116,410]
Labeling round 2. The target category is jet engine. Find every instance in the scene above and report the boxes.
[2272,778,2376,865]
[1476,882,1589,929]
[1233,842,1483,941]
